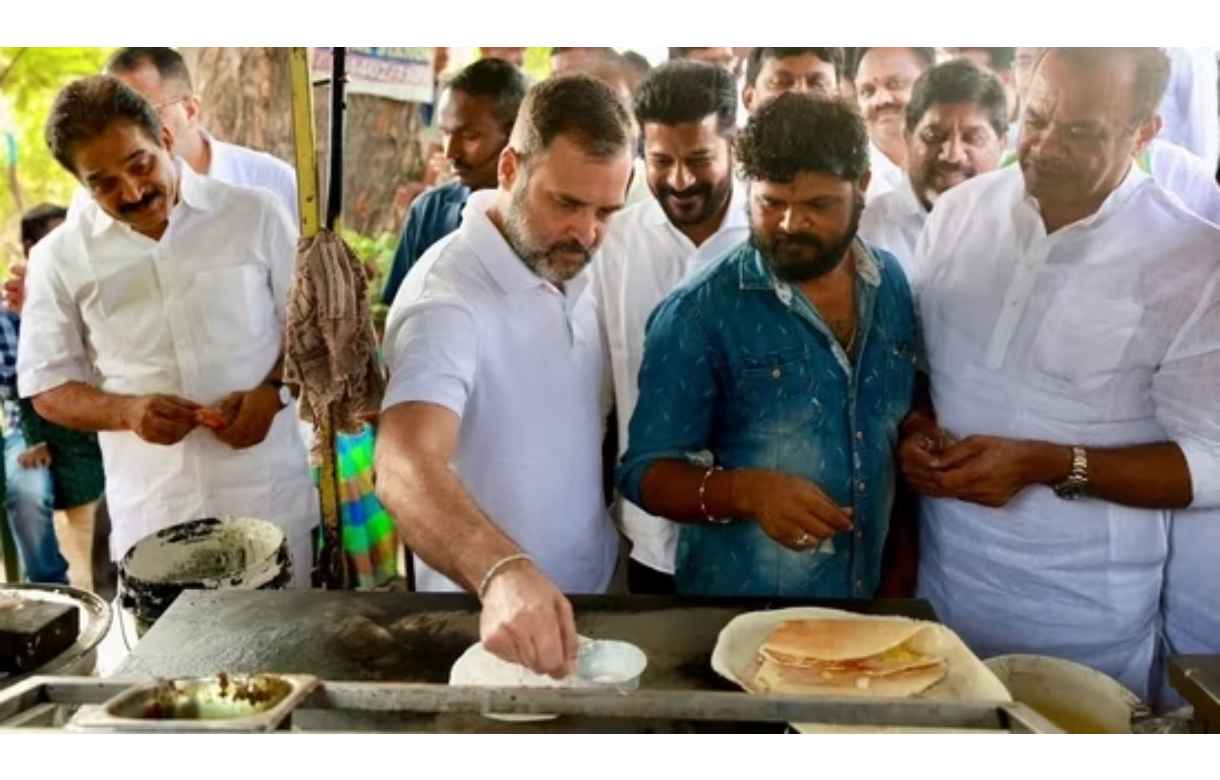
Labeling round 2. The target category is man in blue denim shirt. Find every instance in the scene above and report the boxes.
[617,94,918,598]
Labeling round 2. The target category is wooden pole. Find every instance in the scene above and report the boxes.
[288,48,343,588]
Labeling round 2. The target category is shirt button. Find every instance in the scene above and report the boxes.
[856,579,865,591]
[855,431,864,441]
[857,481,866,493]
[855,529,864,540]
[772,368,781,379]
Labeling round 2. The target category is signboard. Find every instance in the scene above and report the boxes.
[311,47,435,104]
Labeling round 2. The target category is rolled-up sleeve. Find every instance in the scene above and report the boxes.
[615,295,720,506]
[17,242,93,398]
[1154,265,1220,508]
[380,294,478,420]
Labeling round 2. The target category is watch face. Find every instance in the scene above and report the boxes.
[1055,481,1085,500]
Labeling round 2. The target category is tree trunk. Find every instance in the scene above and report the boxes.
[180,47,425,236]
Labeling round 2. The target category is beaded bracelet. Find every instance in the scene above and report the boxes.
[699,466,731,525]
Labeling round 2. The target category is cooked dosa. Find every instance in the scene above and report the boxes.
[752,619,947,697]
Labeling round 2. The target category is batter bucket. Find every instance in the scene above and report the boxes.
[119,516,292,636]
[985,654,1150,733]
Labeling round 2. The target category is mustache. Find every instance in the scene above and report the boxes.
[118,190,160,215]
[658,182,711,200]
[547,239,590,258]
[867,102,904,121]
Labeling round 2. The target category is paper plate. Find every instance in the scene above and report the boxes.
[449,637,647,722]
[710,607,1011,733]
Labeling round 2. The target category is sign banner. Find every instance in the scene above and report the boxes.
[311,47,435,103]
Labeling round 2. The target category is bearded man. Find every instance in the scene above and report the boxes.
[375,75,635,678]
[616,94,918,598]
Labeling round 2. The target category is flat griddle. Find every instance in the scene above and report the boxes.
[112,590,937,732]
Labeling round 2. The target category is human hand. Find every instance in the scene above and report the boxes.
[4,262,27,313]
[208,385,282,450]
[479,560,579,679]
[931,435,1070,508]
[17,442,51,469]
[735,469,853,551]
[123,394,201,445]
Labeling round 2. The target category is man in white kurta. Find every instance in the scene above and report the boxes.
[860,59,1009,276]
[592,60,750,591]
[903,48,1220,702]
[19,78,317,585]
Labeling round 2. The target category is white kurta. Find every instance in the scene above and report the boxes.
[381,190,618,594]
[18,163,319,570]
[1157,47,1220,175]
[591,183,749,573]
[1148,139,1220,226]
[865,140,906,203]
[207,133,300,224]
[912,164,1220,702]
[859,173,926,279]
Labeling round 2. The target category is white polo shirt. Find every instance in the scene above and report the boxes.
[381,189,618,594]
[859,173,926,277]
[913,164,1220,701]
[592,182,749,574]
[18,163,319,564]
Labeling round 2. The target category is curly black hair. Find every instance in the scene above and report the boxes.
[735,92,869,183]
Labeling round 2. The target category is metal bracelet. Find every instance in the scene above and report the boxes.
[477,553,533,601]
[699,466,730,525]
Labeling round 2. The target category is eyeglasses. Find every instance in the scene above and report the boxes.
[153,96,190,114]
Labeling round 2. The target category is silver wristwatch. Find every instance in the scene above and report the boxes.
[1053,446,1089,500]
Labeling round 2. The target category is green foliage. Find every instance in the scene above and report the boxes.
[0,47,113,272]
[339,226,397,330]
[523,48,552,81]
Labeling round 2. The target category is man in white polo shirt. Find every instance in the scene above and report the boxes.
[18,76,317,585]
[375,75,634,678]
[900,48,1220,701]
[592,60,748,594]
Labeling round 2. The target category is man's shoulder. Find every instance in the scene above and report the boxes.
[934,166,1019,217]
[655,242,752,315]
[412,181,471,213]
[214,139,295,180]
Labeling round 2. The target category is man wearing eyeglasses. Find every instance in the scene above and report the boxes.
[17,76,318,586]
[102,47,298,222]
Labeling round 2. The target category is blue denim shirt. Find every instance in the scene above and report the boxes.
[617,239,917,598]
[380,181,470,306]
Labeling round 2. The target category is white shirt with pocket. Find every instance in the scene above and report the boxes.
[911,164,1220,701]
[591,182,749,574]
[381,190,618,594]
[18,162,318,565]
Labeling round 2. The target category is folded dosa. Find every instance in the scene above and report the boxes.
[752,619,947,697]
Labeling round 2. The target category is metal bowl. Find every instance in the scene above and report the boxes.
[575,639,648,690]
[0,583,112,690]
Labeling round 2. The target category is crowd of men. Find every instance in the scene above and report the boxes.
[3,46,1218,712]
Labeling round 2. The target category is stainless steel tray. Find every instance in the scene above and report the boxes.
[0,584,112,690]
[68,673,318,732]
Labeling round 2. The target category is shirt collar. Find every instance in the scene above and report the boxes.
[896,173,929,220]
[88,157,213,238]
[1019,160,1152,232]
[738,237,883,291]
[642,177,749,234]
[462,189,590,300]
